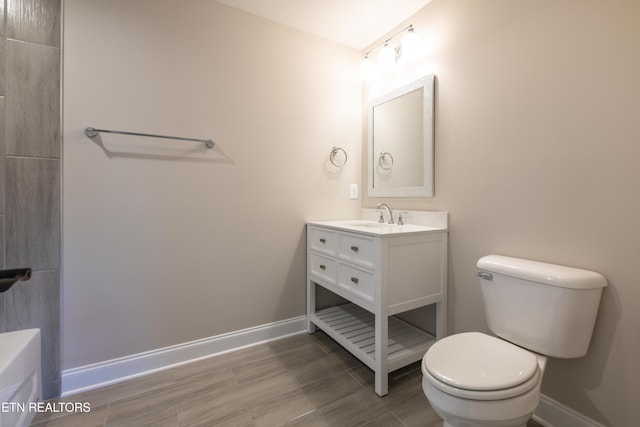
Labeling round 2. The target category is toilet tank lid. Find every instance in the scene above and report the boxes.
[477,255,608,289]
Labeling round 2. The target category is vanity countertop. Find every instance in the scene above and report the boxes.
[307,219,446,237]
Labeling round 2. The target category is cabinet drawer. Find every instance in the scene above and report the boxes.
[338,233,377,269]
[309,227,338,255]
[338,263,374,304]
[309,253,337,285]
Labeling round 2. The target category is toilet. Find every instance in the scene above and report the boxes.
[421,255,607,427]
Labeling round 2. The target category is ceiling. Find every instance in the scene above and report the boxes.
[215,0,432,50]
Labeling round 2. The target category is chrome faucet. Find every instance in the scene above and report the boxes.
[376,203,394,224]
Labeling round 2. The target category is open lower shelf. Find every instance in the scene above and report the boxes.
[310,303,436,372]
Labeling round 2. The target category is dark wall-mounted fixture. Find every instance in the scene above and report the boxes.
[0,268,32,293]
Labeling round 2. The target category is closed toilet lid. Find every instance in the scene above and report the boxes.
[425,332,538,391]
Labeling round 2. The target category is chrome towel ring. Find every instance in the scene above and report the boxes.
[330,146,348,167]
[379,152,394,170]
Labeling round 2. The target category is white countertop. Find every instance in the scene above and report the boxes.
[307,219,446,236]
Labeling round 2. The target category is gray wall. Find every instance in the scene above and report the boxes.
[63,0,361,371]
[0,0,61,400]
[362,1,640,425]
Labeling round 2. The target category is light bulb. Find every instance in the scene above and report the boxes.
[378,43,396,69]
[401,27,421,60]
[359,56,376,80]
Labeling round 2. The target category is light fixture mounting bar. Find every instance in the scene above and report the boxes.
[364,25,414,57]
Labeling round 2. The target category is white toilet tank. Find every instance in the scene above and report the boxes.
[477,255,607,358]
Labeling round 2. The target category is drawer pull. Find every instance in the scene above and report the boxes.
[319,238,326,244]
[350,245,359,252]
[350,277,359,285]
[320,264,326,270]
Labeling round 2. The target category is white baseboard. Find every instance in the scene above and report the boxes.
[61,315,307,397]
[534,394,606,427]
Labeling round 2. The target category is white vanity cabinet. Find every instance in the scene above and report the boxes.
[306,221,447,396]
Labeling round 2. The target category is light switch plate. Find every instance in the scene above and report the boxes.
[349,184,358,199]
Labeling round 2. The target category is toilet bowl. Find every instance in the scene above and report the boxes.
[421,255,607,427]
[422,332,546,427]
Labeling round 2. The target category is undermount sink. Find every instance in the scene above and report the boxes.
[308,219,442,236]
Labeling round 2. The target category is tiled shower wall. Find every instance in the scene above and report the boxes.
[0,0,62,399]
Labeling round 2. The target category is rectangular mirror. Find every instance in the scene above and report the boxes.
[368,75,434,197]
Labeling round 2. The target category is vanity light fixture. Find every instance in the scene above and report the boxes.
[378,42,397,70]
[401,26,421,60]
[359,54,376,81]
[360,24,420,80]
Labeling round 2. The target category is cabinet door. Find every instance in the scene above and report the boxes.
[309,227,338,256]
[309,252,337,285]
[338,233,376,269]
[337,263,375,305]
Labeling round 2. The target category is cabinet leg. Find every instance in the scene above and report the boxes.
[307,280,317,334]
[435,301,447,340]
[307,318,316,334]
[375,371,388,397]
[374,313,389,396]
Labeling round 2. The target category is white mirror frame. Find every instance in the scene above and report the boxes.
[367,74,434,198]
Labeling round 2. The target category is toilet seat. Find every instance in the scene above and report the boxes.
[423,332,540,401]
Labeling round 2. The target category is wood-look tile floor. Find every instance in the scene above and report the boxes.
[31,331,544,426]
